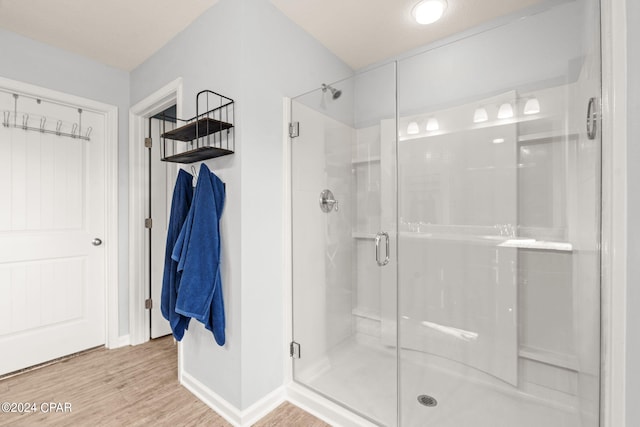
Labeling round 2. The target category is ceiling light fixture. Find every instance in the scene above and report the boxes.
[413,0,448,25]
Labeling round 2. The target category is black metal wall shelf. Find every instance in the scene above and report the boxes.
[160,90,234,163]
[164,146,234,163]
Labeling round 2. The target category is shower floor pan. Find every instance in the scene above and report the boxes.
[300,337,584,427]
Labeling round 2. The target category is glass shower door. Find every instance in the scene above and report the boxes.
[396,1,601,426]
[291,63,397,426]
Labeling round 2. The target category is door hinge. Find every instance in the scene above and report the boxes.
[145,218,153,229]
[290,341,301,359]
[145,298,153,309]
[144,137,152,148]
[289,122,299,138]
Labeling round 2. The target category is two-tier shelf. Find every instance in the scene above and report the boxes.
[160,90,234,163]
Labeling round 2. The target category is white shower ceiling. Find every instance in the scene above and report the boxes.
[0,0,220,70]
[270,0,547,69]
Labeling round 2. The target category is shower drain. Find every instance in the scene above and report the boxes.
[417,395,438,407]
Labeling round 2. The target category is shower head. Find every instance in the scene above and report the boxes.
[321,83,342,100]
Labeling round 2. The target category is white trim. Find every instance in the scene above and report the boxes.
[104,106,120,349]
[181,371,241,426]
[0,76,116,115]
[600,1,627,426]
[285,382,377,427]
[0,76,120,350]
[240,387,287,426]
[114,334,131,348]
[128,78,183,346]
[178,337,184,382]
[127,107,147,346]
[181,371,285,427]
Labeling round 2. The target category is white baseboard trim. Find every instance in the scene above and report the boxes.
[240,387,286,426]
[181,371,241,426]
[285,382,378,427]
[109,334,130,349]
[181,371,285,427]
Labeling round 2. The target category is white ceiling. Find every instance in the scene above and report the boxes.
[0,0,547,72]
[0,0,220,71]
[271,0,546,69]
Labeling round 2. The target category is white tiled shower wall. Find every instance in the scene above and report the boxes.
[349,82,597,404]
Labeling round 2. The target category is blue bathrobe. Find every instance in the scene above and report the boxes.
[172,163,226,346]
[161,168,194,341]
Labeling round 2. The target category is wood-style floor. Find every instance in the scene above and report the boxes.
[0,336,329,426]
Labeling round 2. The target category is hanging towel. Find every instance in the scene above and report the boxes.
[172,163,226,346]
[161,168,194,341]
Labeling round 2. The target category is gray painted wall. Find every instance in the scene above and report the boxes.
[238,0,354,406]
[626,1,639,425]
[131,0,352,409]
[133,0,244,405]
[0,28,131,336]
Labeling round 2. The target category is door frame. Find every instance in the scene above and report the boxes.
[0,75,120,349]
[128,78,183,345]
[600,0,627,426]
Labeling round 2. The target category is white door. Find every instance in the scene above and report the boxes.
[149,116,174,338]
[0,94,106,375]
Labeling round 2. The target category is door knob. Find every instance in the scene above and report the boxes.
[92,238,103,246]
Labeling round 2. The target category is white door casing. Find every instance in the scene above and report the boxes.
[149,116,176,339]
[0,81,118,375]
[129,78,182,345]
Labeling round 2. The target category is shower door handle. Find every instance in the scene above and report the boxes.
[375,232,390,267]
[586,97,598,140]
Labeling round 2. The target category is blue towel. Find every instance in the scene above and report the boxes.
[161,169,194,340]
[172,163,226,346]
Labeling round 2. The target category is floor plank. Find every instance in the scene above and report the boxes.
[252,402,330,427]
[0,337,327,427]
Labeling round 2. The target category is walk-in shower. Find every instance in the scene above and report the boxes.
[290,1,601,426]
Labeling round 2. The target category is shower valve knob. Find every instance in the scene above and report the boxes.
[319,189,338,213]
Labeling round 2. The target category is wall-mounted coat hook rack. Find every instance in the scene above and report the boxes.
[0,92,91,141]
